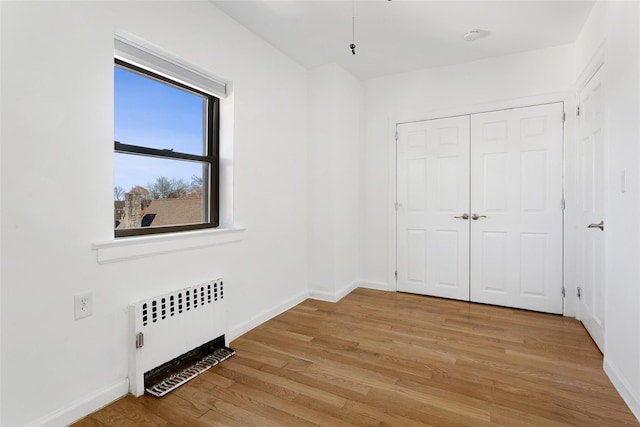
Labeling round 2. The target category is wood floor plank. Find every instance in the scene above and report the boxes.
[88,396,169,426]
[74,289,639,426]
[72,417,108,427]
[197,409,247,427]
[137,392,210,426]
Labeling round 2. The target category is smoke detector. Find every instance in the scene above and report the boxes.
[463,29,488,42]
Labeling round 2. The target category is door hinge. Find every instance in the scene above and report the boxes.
[562,287,566,298]
[562,112,566,122]
[561,199,566,211]
[577,287,582,299]
[576,105,580,117]
[136,332,144,349]
[395,201,400,211]
[395,131,399,141]
[394,270,398,280]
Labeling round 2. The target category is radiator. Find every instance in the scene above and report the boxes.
[128,279,227,397]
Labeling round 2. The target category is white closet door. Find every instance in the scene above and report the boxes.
[577,67,605,352]
[469,103,564,314]
[397,116,470,300]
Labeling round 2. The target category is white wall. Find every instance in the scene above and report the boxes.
[361,44,576,294]
[308,63,362,300]
[574,0,640,418]
[0,2,3,422]
[0,1,309,426]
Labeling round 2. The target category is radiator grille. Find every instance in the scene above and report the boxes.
[141,282,224,327]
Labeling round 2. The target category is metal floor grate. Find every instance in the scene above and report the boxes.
[145,347,235,397]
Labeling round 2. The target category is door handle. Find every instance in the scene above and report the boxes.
[587,220,604,231]
[454,213,469,220]
[471,213,487,220]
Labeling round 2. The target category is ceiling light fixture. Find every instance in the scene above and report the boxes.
[349,0,356,55]
[463,29,487,42]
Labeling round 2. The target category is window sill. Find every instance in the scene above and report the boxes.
[93,227,245,264]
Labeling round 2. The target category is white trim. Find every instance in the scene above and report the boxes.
[93,227,246,264]
[576,41,605,93]
[227,290,309,343]
[604,358,640,421]
[393,93,572,127]
[562,95,579,318]
[359,280,393,292]
[309,281,359,303]
[27,379,128,427]
[0,4,3,422]
[114,30,227,97]
[388,119,399,292]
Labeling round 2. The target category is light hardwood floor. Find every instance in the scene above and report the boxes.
[75,288,639,426]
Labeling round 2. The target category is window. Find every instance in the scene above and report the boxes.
[114,59,220,238]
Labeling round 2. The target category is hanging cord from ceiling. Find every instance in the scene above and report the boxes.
[350,0,356,55]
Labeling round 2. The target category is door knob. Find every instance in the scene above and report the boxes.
[471,213,487,220]
[587,220,604,231]
[454,213,469,220]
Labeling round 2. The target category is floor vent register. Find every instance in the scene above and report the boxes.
[144,337,235,397]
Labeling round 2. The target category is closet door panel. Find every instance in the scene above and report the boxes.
[397,116,470,300]
[469,103,564,314]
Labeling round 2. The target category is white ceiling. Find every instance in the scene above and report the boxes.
[211,0,595,80]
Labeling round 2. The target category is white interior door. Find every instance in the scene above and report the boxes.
[396,116,471,300]
[469,103,564,314]
[577,67,605,352]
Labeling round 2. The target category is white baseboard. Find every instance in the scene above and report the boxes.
[358,280,393,292]
[227,290,309,343]
[309,281,359,303]
[604,358,640,422]
[27,379,129,427]
[309,280,394,302]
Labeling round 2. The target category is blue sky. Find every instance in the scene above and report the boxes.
[114,65,206,193]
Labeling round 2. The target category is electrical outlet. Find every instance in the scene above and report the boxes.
[74,292,93,320]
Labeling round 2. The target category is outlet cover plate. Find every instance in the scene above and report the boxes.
[74,292,93,320]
